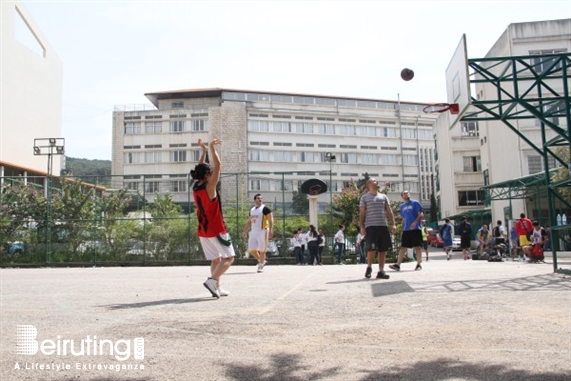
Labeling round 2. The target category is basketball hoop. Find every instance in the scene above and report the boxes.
[423,103,459,115]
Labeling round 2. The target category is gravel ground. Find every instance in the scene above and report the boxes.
[1,251,570,381]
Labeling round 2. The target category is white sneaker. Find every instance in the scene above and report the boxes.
[257,261,267,273]
[218,287,229,297]
[203,278,220,298]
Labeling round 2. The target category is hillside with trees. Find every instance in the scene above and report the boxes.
[64,157,111,185]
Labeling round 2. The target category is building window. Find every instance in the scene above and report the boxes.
[249,179,271,191]
[458,190,485,206]
[381,155,398,165]
[145,121,162,134]
[144,181,160,193]
[317,124,335,134]
[170,151,187,162]
[124,122,141,134]
[528,155,556,174]
[402,128,416,139]
[299,152,315,163]
[279,180,294,191]
[339,125,356,136]
[529,49,567,73]
[295,123,313,134]
[403,155,417,166]
[361,126,376,137]
[272,121,292,133]
[172,102,184,108]
[190,149,201,162]
[145,152,162,163]
[463,156,481,172]
[191,119,207,131]
[125,182,140,191]
[170,180,187,192]
[248,121,270,132]
[249,150,270,161]
[274,151,293,162]
[381,127,397,138]
[361,153,377,164]
[124,152,141,164]
[418,129,433,140]
[170,120,185,133]
[461,121,479,137]
[339,153,357,164]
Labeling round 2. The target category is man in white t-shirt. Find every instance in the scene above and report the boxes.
[242,194,273,273]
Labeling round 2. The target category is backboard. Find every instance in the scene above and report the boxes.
[445,34,471,128]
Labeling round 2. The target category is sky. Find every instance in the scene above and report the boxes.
[15,0,571,161]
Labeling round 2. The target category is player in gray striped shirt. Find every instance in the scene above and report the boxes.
[359,178,397,279]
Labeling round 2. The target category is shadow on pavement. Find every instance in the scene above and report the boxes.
[100,297,214,310]
[222,354,569,381]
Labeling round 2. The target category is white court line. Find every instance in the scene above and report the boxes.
[255,269,318,315]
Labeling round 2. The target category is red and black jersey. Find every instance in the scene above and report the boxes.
[192,181,227,238]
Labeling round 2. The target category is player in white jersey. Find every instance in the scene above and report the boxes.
[242,193,274,273]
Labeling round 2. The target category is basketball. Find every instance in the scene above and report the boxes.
[401,68,414,81]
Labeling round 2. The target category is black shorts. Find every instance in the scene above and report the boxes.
[401,230,423,248]
[365,226,392,252]
[461,236,471,249]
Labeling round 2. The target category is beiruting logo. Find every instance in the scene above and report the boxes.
[16,325,144,361]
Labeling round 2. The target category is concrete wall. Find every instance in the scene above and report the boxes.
[0,1,63,174]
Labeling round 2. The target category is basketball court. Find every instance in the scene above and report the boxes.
[1,250,570,381]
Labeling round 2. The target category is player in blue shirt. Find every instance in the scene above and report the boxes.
[390,190,424,272]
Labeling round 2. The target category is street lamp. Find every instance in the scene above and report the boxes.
[33,138,65,263]
[326,152,336,224]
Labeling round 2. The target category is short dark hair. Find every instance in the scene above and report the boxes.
[520,213,526,218]
[497,220,502,225]
[254,193,262,200]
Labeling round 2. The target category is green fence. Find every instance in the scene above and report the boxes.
[1,174,399,266]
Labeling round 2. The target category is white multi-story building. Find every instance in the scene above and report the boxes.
[112,89,439,211]
[0,1,63,177]
[436,19,570,224]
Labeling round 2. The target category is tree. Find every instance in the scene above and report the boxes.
[290,186,309,215]
[430,193,438,223]
[356,173,371,191]
[331,180,362,234]
[550,146,571,203]
[65,157,111,185]
[0,181,45,250]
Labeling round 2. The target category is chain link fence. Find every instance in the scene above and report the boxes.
[1,173,391,266]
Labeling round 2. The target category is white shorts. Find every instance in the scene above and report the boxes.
[248,230,268,252]
[199,236,236,261]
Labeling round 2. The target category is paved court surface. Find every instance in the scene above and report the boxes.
[1,251,570,381]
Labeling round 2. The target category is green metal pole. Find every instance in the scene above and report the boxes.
[329,161,333,226]
[236,173,239,241]
[46,152,52,264]
[282,172,285,239]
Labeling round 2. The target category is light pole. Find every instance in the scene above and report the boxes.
[326,152,336,225]
[34,138,65,263]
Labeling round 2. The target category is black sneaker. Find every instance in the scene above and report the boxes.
[365,266,372,279]
[376,271,390,279]
[389,264,400,271]
[415,264,422,271]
